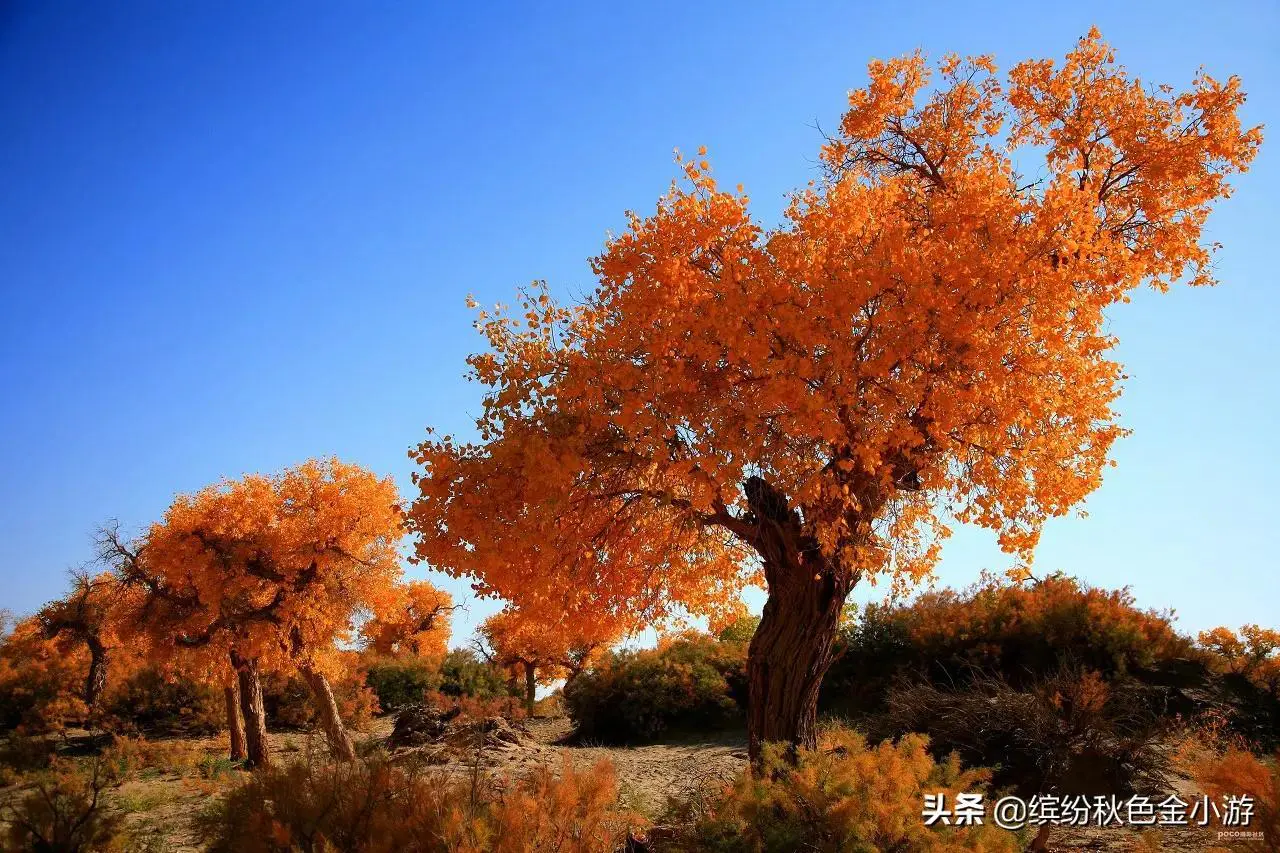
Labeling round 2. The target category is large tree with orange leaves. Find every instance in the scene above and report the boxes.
[105,459,404,767]
[408,31,1260,760]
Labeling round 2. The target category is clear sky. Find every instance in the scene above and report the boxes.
[1,1,1276,647]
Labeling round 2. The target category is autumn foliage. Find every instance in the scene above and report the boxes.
[200,752,643,853]
[826,572,1191,711]
[669,725,1018,852]
[477,607,622,712]
[407,29,1260,758]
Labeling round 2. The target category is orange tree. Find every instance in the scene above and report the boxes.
[104,459,403,767]
[359,579,454,660]
[1200,625,1280,695]
[407,31,1260,761]
[477,607,621,712]
[35,572,131,715]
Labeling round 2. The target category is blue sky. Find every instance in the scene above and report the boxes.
[1,1,1275,646]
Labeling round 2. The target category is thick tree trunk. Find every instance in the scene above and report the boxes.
[84,639,108,711]
[232,655,270,769]
[300,666,356,762]
[224,684,247,762]
[740,475,860,766]
[746,564,851,763]
[524,663,537,714]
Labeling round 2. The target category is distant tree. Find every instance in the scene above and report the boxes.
[104,459,404,767]
[476,608,619,712]
[360,580,454,660]
[408,31,1260,761]
[36,572,129,712]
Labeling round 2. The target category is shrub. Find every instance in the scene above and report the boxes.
[0,618,88,734]
[1,757,125,852]
[438,649,516,700]
[197,751,643,852]
[263,669,380,733]
[102,667,224,736]
[1188,748,1280,851]
[871,669,1172,802]
[364,655,441,713]
[667,724,1019,852]
[564,633,746,744]
[824,573,1193,716]
[99,734,207,778]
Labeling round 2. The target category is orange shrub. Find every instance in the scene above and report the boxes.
[669,725,1019,852]
[198,751,642,852]
[1191,748,1279,851]
[825,573,1192,713]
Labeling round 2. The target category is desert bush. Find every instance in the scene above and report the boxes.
[871,668,1172,802]
[1190,748,1279,851]
[437,649,518,701]
[1,756,125,852]
[102,667,224,736]
[823,573,1193,715]
[263,669,381,733]
[564,632,746,744]
[198,751,642,852]
[424,690,527,722]
[0,618,89,734]
[667,724,1018,852]
[99,734,207,778]
[364,656,441,713]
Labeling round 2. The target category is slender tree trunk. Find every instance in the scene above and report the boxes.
[300,665,356,762]
[84,639,109,711]
[524,663,537,714]
[232,654,270,769]
[224,684,247,762]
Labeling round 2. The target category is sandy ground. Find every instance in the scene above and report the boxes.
[0,718,1250,851]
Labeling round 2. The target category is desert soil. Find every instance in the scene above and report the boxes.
[0,717,1245,851]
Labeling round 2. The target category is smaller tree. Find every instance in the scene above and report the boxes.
[1200,625,1280,695]
[36,572,130,714]
[477,608,620,713]
[105,458,405,767]
[360,580,454,660]
[0,615,87,733]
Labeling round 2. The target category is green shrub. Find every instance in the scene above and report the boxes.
[564,633,746,744]
[438,648,516,701]
[364,656,440,713]
[103,667,224,736]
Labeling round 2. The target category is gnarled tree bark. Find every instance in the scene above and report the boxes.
[224,683,247,762]
[523,662,537,714]
[231,653,270,769]
[300,665,356,762]
[83,637,109,712]
[737,475,865,765]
